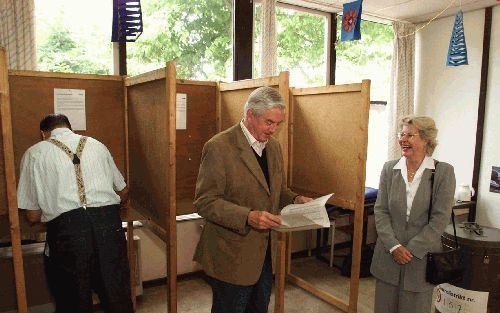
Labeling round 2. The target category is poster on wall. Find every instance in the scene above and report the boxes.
[176,93,187,130]
[490,166,500,193]
[54,89,86,131]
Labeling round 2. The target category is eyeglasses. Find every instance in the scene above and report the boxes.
[398,132,419,140]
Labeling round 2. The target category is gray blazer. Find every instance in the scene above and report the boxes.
[370,159,456,292]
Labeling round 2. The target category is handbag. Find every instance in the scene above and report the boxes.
[425,163,464,285]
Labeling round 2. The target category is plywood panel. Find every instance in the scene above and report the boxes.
[8,74,126,179]
[290,85,369,210]
[127,78,170,227]
[284,81,370,313]
[219,88,253,131]
[0,115,6,215]
[218,73,288,152]
[175,83,216,215]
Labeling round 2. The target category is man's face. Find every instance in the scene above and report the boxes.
[245,107,284,142]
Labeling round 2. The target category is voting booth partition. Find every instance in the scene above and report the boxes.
[284,83,371,313]
[209,72,371,313]
[0,52,370,313]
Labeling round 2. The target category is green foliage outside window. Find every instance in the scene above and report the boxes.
[38,26,110,74]
[127,0,233,80]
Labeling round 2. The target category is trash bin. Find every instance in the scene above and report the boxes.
[441,223,500,313]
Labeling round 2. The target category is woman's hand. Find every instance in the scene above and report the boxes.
[392,246,413,264]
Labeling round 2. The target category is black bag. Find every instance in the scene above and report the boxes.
[340,245,373,278]
[425,164,464,285]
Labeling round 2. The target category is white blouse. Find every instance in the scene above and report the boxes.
[389,155,435,253]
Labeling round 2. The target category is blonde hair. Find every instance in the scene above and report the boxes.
[399,115,438,156]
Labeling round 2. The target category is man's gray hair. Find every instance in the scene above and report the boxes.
[243,87,285,119]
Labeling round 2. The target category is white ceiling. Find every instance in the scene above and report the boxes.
[281,0,499,23]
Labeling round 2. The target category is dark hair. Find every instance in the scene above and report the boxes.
[39,114,72,132]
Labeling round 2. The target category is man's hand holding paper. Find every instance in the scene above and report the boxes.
[276,193,333,231]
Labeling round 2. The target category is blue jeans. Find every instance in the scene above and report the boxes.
[206,247,273,313]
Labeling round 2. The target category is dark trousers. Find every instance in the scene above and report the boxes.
[45,205,133,313]
[206,246,273,313]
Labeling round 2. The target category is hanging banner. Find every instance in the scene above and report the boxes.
[341,0,363,42]
[435,283,489,313]
[112,0,143,42]
[447,10,468,66]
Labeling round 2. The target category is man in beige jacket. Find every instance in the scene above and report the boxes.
[193,87,311,313]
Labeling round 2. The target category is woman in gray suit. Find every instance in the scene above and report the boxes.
[370,115,456,313]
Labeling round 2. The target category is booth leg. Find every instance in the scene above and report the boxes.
[274,232,286,313]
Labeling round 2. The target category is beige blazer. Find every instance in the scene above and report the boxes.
[193,124,297,286]
[370,159,456,292]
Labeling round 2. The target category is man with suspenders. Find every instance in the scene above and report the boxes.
[17,114,133,313]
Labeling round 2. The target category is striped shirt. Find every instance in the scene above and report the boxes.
[17,128,126,222]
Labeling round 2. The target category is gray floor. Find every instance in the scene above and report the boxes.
[136,256,377,313]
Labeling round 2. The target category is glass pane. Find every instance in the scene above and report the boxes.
[336,18,393,101]
[336,18,394,187]
[127,0,233,81]
[35,0,113,74]
[254,4,327,87]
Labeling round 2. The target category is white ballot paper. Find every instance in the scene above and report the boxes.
[276,193,333,231]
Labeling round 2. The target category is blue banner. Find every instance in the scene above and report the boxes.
[447,10,468,66]
[341,0,363,42]
[112,0,143,42]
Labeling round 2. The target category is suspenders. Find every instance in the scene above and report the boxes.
[48,136,88,207]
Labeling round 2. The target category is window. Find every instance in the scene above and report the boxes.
[35,0,113,74]
[254,3,328,87]
[126,0,233,80]
[336,18,394,187]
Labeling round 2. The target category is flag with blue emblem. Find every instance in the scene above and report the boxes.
[341,0,363,42]
[447,10,468,66]
[112,0,143,42]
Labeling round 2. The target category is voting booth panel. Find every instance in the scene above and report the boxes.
[218,73,290,159]
[0,115,6,216]
[8,72,126,177]
[175,80,217,215]
[281,81,371,313]
[126,70,172,229]
[125,67,218,222]
[289,83,370,210]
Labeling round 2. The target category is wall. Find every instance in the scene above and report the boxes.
[415,6,500,228]
[476,6,500,228]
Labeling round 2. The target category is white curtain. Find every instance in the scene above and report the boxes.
[0,0,37,70]
[387,21,416,160]
[260,0,277,77]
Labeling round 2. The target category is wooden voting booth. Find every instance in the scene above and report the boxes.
[124,62,218,313]
[214,72,371,313]
[281,83,371,313]
[1,49,370,313]
[0,48,142,312]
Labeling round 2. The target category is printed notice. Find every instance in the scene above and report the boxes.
[435,283,489,313]
[176,93,187,130]
[274,193,333,232]
[54,89,86,130]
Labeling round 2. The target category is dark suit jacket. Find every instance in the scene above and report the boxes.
[370,159,456,292]
[193,124,297,285]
